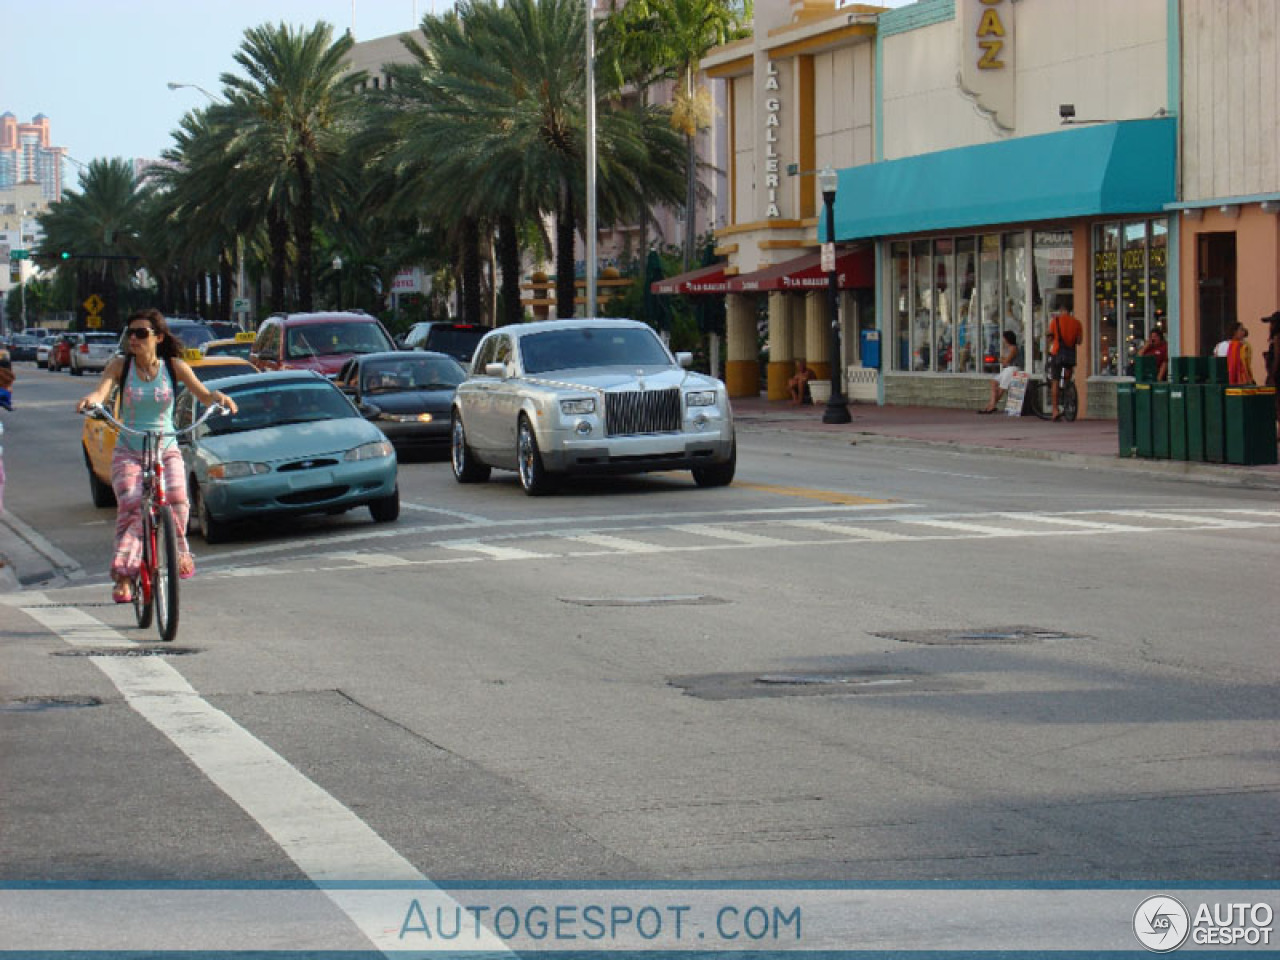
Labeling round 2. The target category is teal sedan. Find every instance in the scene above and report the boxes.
[173,371,399,543]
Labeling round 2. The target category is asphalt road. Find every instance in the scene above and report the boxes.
[2,365,1277,899]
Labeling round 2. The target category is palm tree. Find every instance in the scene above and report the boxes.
[606,0,750,268]
[36,158,147,328]
[220,21,364,312]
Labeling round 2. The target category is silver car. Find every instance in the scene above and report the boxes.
[69,332,119,376]
[450,318,735,495]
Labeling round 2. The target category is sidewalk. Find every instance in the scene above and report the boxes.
[732,393,1280,489]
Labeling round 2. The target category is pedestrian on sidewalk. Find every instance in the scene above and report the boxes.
[1047,301,1083,420]
[978,331,1021,414]
[788,359,816,404]
[1264,311,1280,437]
[1226,322,1255,385]
[1137,327,1169,382]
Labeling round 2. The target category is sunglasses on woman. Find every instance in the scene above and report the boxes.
[127,327,154,339]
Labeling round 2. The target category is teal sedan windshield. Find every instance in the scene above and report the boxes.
[206,382,357,436]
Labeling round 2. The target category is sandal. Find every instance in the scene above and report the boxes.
[178,554,196,580]
[112,581,133,604]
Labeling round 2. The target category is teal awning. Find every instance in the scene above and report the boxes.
[831,117,1176,241]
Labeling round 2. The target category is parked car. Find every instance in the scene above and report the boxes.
[36,335,60,368]
[80,352,258,508]
[174,371,399,543]
[420,322,486,364]
[48,335,73,372]
[250,312,397,379]
[9,334,40,362]
[69,332,119,376]
[450,318,736,495]
[336,351,466,456]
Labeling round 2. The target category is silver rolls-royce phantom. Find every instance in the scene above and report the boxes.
[450,318,736,495]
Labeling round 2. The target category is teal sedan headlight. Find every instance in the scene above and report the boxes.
[345,439,395,461]
[207,461,270,480]
[560,397,596,415]
[685,390,718,407]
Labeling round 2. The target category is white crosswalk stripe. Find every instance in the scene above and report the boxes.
[993,513,1149,533]
[785,520,910,541]
[438,540,552,560]
[563,533,667,553]
[898,518,1021,537]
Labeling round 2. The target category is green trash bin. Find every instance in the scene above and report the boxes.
[1134,355,1159,383]
[1152,383,1171,459]
[1116,381,1137,457]
[1169,384,1188,460]
[1203,382,1227,463]
[1206,356,1229,384]
[1225,386,1279,465]
[1186,383,1206,461]
[1134,382,1154,458]
[1169,356,1207,384]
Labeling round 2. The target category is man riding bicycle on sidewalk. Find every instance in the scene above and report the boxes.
[1047,300,1082,421]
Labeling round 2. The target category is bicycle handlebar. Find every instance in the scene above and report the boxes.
[82,401,228,439]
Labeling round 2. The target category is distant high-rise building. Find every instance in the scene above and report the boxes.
[0,112,67,202]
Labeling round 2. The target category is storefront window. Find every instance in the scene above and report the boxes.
[1001,232,1026,369]
[1092,218,1170,376]
[891,242,910,371]
[911,240,932,370]
[1032,230,1074,374]
[1094,223,1120,376]
[933,239,953,372]
[978,234,1001,372]
[956,237,976,372]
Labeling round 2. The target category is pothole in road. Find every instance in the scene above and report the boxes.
[0,696,104,712]
[51,646,202,658]
[671,667,961,700]
[560,595,728,607]
[875,625,1084,646]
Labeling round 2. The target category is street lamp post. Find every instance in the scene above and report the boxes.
[584,0,598,317]
[818,166,851,424]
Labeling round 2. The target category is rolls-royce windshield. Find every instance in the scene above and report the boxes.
[520,328,671,374]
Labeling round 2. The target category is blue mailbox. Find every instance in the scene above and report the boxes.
[860,329,881,369]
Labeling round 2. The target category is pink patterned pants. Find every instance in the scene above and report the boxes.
[110,446,190,579]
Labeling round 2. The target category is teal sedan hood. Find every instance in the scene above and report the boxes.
[199,417,385,464]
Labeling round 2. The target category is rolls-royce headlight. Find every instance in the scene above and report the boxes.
[685,390,717,407]
[560,397,596,415]
[345,440,394,461]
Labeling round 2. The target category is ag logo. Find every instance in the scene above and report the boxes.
[1134,895,1190,952]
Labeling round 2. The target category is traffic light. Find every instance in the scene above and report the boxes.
[61,251,71,260]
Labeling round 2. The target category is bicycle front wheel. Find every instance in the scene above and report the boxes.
[1062,380,1080,422]
[134,511,155,630]
[153,507,180,643]
[1028,378,1050,420]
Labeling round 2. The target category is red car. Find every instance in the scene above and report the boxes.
[48,335,74,372]
[249,312,397,379]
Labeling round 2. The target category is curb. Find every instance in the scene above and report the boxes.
[0,511,83,592]
[735,418,1280,491]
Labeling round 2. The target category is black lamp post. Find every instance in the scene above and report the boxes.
[818,166,851,424]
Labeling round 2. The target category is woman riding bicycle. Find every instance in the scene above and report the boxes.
[75,309,237,604]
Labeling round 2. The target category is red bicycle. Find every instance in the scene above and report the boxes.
[84,402,227,642]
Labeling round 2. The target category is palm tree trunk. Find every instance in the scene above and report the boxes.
[461,217,482,326]
[219,250,234,324]
[497,213,522,327]
[296,154,314,312]
[683,129,697,271]
[268,205,288,313]
[556,186,577,319]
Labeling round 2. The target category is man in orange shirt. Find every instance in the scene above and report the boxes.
[1047,302,1083,421]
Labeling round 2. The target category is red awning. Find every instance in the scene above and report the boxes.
[650,263,729,296]
[725,248,873,294]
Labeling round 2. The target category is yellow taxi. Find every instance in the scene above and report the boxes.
[201,330,256,361]
[81,349,256,507]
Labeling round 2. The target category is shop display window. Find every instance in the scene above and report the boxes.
[1092,218,1170,376]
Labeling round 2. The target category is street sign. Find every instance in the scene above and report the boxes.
[232,297,250,312]
[87,316,103,329]
[820,243,835,273]
[84,294,105,314]
[10,249,29,260]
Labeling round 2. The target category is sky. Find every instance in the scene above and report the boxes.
[9,0,913,184]
[8,1,436,171]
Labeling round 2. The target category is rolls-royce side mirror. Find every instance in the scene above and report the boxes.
[676,351,693,369]
[484,362,508,378]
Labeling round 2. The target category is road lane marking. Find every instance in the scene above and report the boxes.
[329,552,414,567]
[400,502,496,524]
[439,540,552,560]
[785,520,909,541]
[899,518,1020,537]
[671,523,794,545]
[563,533,665,553]
[996,513,1150,533]
[9,597,509,956]
[1115,510,1265,529]
[900,467,994,479]
[731,482,894,505]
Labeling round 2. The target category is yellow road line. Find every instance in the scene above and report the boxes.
[733,482,894,505]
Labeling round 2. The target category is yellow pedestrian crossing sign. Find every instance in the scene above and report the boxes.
[84,294,104,315]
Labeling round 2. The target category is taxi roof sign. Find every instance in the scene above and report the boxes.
[235,331,256,341]
[183,348,204,362]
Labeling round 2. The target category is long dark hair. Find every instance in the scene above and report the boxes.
[127,308,183,359]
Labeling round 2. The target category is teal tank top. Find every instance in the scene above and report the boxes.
[120,359,176,453]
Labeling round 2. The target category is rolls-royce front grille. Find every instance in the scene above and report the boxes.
[604,388,681,437]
